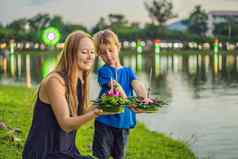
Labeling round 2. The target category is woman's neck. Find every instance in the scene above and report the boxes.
[78,71,84,84]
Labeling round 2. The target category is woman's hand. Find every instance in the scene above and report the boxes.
[92,107,103,116]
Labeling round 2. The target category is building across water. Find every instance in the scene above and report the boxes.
[207,10,238,36]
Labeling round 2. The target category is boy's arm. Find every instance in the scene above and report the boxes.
[131,80,147,98]
[132,80,154,103]
[107,80,127,98]
[130,80,154,113]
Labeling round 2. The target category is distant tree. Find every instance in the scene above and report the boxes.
[108,14,128,26]
[28,13,51,32]
[7,18,28,31]
[91,17,108,33]
[49,15,64,30]
[0,27,14,41]
[106,14,143,40]
[131,22,140,28]
[187,5,208,36]
[6,18,30,41]
[142,23,160,39]
[62,24,88,41]
[26,13,51,42]
[144,0,177,26]
[111,25,142,41]
[92,14,142,40]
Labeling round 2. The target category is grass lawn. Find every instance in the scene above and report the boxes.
[0,85,196,159]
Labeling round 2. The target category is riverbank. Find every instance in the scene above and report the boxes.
[0,85,196,159]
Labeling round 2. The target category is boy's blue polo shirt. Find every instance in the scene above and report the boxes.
[95,64,137,128]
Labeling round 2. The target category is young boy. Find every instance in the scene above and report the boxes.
[92,29,151,159]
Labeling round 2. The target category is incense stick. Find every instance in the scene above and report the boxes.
[111,76,113,91]
[147,68,152,98]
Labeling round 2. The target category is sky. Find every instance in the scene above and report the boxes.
[1,0,238,29]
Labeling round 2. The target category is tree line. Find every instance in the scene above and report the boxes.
[1,0,238,43]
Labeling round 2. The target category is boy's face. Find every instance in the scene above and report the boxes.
[98,44,120,67]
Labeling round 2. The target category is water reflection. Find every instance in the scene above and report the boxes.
[0,53,58,85]
[155,53,160,76]
[1,51,238,92]
[41,56,57,78]
[17,54,22,79]
[3,51,237,88]
[10,54,16,79]
[26,54,32,87]
[0,52,7,79]
[136,52,143,72]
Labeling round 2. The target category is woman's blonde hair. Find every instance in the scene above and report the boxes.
[93,29,121,55]
[56,30,93,116]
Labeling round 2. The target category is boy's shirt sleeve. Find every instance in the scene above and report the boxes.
[97,68,111,87]
[128,68,137,82]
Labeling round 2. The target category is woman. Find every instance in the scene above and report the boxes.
[23,31,102,159]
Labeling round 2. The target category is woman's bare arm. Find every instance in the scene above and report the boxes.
[44,75,100,133]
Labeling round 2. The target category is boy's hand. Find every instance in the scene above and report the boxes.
[128,97,154,113]
[111,80,127,99]
[112,80,119,88]
[128,104,144,113]
[141,98,153,104]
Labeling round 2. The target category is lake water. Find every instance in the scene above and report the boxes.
[1,51,238,159]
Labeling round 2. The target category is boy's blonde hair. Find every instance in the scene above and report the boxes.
[93,29,121,55]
